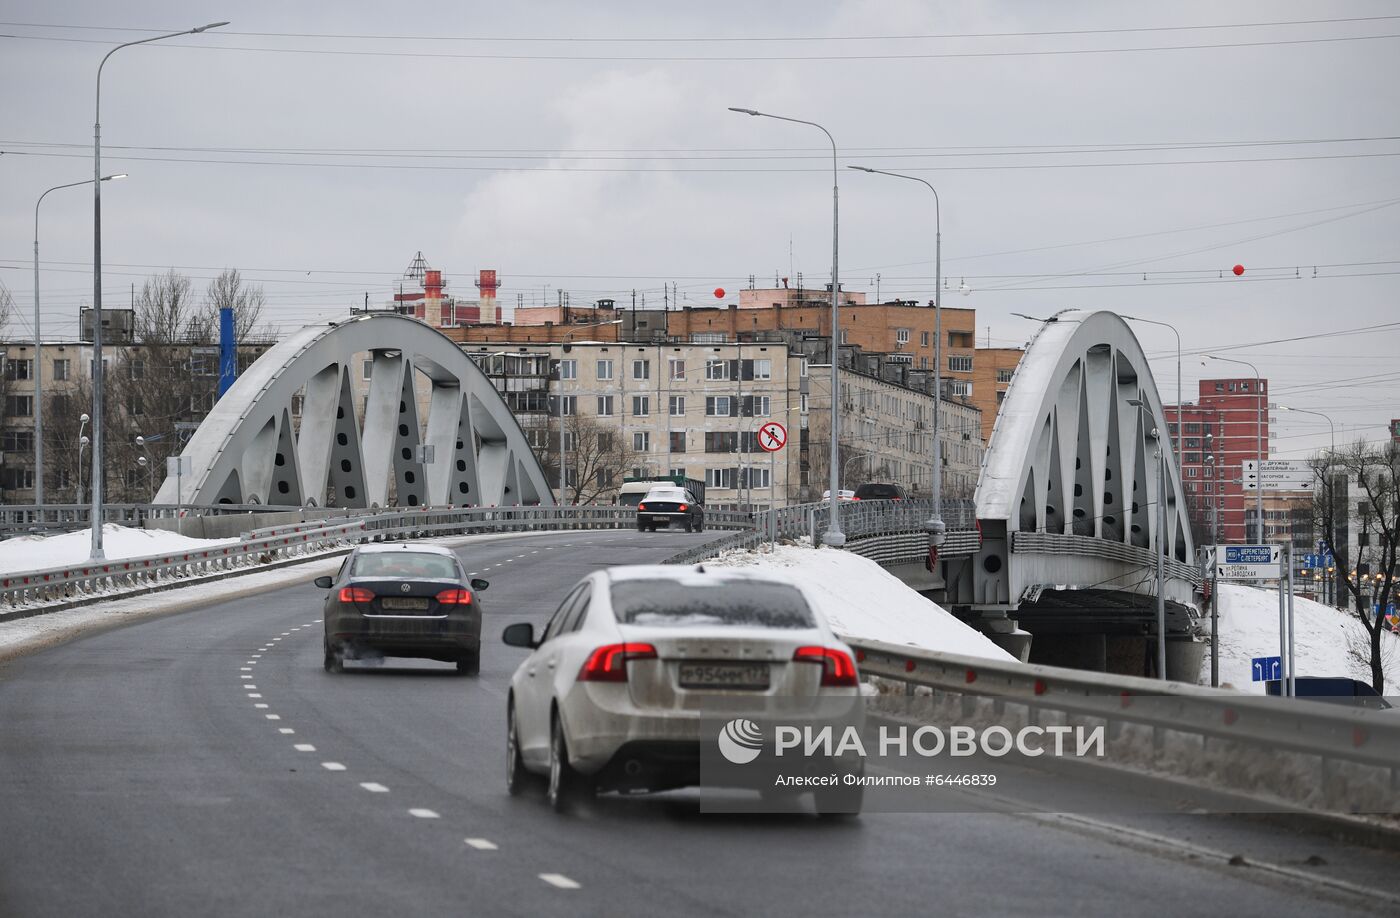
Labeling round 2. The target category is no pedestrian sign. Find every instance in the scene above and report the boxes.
[757,422,787,452]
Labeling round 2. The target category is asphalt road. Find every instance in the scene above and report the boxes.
[1,528,1397,917]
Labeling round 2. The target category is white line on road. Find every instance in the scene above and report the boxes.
[265,714,281,720]
[294,744,316,752]
[240,675,252,680]
[254,703,269,709]
[408,808,439,819]
[539,874,580,890]
[464,838,498,851]
[244,684,257,690]
[247,693,262,699]
[359,782,389,793]
[239,667,252,671]
[251,654,261,658]
[321,762,346,771]
[278,728,295,734]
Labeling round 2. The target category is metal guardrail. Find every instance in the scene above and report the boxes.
[848,636,1400,813]
[0,502,317,536]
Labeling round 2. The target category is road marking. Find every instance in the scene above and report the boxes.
[408,808,439,819]
[278,728,295,734]
[244,684,257,690]
[359,782,389,793]
[468,572,477,576]
[294,743,316,752]
[464,838,498,851]
[305,622,315,625]
[315,619,322,622]
[539,874,580,890]
[265,714,281,720]
[272,638,282,642]
[321,762,346,771]
[247,693,262,699]
[281,632,290,636]
[251,654,262,658]
[254,703,269,709]
[240,667,252,671]
[240,675,252,680]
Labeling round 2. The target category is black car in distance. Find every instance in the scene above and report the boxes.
[315,543,489,675]
[636,485,705,532]
[853,482,907,501]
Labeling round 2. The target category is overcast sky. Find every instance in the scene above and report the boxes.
[2,0,1397,458]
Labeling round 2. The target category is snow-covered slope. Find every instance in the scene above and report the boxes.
[1212,582,1400,692]
[707,543,1015,662]
[0,524,237,575]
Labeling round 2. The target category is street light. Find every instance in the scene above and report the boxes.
[76,412,90,504]
[33,174,126,508]
[730,106,845,547]
[848,165,945,549]
[90,20,228,559]
[1203,354,1264,543]
[1121,315,1180,469]
[1278,404,1338,608]
[1128,398,1168,680]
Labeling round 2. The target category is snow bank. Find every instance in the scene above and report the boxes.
[707,542,1015,662]
[0,524,238,575]
[1212,582,1400,692]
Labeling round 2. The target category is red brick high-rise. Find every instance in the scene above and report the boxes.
[1165,377,1270,544]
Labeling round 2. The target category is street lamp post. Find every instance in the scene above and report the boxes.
[730,106,844,546]
[76,413,90,504]
[1278,405,1338,608]
[1204,355,1264,543]
[34,174,126,508]
[848,165,946,550]
[90,20,228,560]
[1129,398,1168,680]
[1122,316,1181,469]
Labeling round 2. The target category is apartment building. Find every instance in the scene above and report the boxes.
[1166,377,1272,543]
[971,346,1024,444]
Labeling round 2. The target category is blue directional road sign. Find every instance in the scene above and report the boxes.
[1251,656,1282,682]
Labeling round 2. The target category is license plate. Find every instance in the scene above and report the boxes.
[380,597,429,611]
[678,662,770,690]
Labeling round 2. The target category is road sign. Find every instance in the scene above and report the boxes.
[1216,544,1281,580]
[756,421,787,452]
[1251,656,1282,682]
[1242,459,1314,491]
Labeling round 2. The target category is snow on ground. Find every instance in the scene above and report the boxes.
[0,524,238,575]
[1213,582,1400,693]
[708,542,1015,662]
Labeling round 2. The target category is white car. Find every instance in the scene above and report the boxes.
[822,489,856,502]
[501,565,863,813]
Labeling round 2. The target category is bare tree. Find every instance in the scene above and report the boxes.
[558,414,638,505]
[0,280,13,337]
[43,381,92,501]
[1314,440,1400,693]
[199,268,272,343]
[135,270,200,344]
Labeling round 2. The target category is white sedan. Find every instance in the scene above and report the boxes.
[501,565,863,813]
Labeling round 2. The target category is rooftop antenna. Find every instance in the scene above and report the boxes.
[402,251,429,283]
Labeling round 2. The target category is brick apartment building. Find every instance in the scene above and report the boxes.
[1165,377,1272,543]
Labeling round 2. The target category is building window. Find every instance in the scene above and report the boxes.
[668,358,685,381]
[920,331,930,347]
[362,359,373,380]
[840,330,849,344]
[562,430,579,452]
[127,394,144,416]
[633,431,650,452]
[741,395,770,417]
[669,395,685,416]
[705,432,738,453]
[1186,467,1198,478]
[5,395,33,417]
[632,395,650,417]
[0,467,35,490]
[553,395,577,416]
[596,468,614,488]
[53,359,70,381]
[1185,423,1201,434]
[895,329,910,346]
[753,358,772,380]
[949,381,972,397]
[596,395,614,417]
[705,359,730,381]
[742,467,771,489]
[558,359,577,380]
[706,467,735,489]
[4,358,32,381]
[949,355,973,373]
[800,359,808,378]
[669,431,686,453]
[1,430,34,451]
[996,368,1014,383]
[800,394,808,412]
[595,359,613,380]
[705,396,733,417]
[632,359,649,380]
[1204,482,1213,493]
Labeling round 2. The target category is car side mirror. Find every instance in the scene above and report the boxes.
[470,578,490,592]
[501,622,538,649]
[313,575,334,589]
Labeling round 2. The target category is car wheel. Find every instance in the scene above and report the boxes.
[547,713,593,813]
[695,517,704,533]
[683,519,693,533]
[636,522,646,532]
[456,650,480,676]
[323,641,343,673]
[506,701,540,797]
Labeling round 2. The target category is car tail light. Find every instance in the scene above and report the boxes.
[578,643,657,682]
[338,586,374,603]
[678,503,688,511]
[434,588,473,605]
[637,502,647,511]
[793,646,859,687]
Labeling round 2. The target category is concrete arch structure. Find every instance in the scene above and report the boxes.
[944,310,1200,673]
[155,314,552,508]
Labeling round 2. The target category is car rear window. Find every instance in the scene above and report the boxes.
[351,552,459,580]
[643,489,686,502]
[609,580,816,629]
[854,484,901,499]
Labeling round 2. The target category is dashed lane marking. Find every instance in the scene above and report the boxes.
[240,675,253,680]
[321,762,346,771]
[254,703,269,709]
[408,808,439,819]
[539,874,580,890]
[247,694,262,699]
[294,744,316,752]
[265,714,281,720]
[278,728,295,734]
[360,782,390,793]
[465,838,498,851]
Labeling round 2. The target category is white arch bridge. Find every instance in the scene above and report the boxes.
[155,315,552,509]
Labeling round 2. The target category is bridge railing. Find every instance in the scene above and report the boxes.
[848,636,1400,816]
